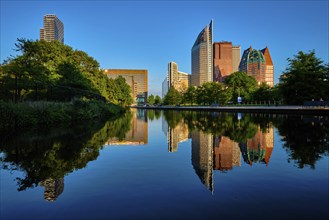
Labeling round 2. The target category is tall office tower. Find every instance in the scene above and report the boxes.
[232,46,241,73]
[168,62,178,87]
[162,77,169,98]
[104,69,148,103]
[213,42,233,82]
[40,14,64,43]
[239,46,274,86]
[260,47,274,87]
[163,62,190,97]
[191,20,213,86]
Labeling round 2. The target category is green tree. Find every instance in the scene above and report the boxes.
[154,95,161,104]
[1,39,133,105]
[278,50,329,104]
[148,94,155,105]
[253,82,272,104]
[224,71,258,103]
[163,87,181,105]
[182,86,196,105]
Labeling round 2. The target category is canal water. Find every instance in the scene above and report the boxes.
[1,109,328,219]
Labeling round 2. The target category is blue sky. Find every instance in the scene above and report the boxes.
[1,0,328,96]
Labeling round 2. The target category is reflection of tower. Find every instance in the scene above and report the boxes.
[105,109,148,145]
[213,136,241,170]
[241,126,274,165]
[167,123,189,152]
[191,130,213,192]
[40,178,64,202]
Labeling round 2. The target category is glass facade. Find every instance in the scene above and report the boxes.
[191,20,213,86]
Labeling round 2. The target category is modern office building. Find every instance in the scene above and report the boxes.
[261,47,274,87]
[191,20,213,86]
[40,14,64,43]
[213,42,233,82]
[162,62,190,97]
[162,77,169,98]
[239,46,274,86]
[213,42,241,82]
[232,46,241,73]
[104,69,148,103]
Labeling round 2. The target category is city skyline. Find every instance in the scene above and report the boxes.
[1,1,328,96]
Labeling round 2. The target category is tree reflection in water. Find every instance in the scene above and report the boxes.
[0,112,132,201]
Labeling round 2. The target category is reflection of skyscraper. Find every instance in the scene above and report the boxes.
[240,126,274,165]
[105,109,148,145]
[40,178,64,202]
[191,20,213,86]
[213,136,241,170]
[191,130,213,192]
[162,115,189,152]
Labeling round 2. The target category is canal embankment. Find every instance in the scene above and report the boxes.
[131,105,329,115]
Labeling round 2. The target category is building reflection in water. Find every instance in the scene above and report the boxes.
[162,116,189,152]
[191,130,214,192]
[40,178,64,202]
[162,116,274,192]
[105,109,148,145]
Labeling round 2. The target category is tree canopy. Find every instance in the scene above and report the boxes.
[278,50,329,104]
[1,39,132,106]
[224,71,258,103]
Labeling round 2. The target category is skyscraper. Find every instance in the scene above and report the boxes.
[168,62,178,87]
[40,14,64,43]
[191,20,213,86]
[239,46,274,86]
[232,46,241,73]
[213,42,233,82]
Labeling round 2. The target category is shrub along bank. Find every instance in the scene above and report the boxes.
[0,99,124,129]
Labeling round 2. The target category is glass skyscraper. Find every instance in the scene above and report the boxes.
[191,20,213,86]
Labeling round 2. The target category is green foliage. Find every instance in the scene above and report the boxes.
[195,82,231,105]
[163,87,182,105]
[154,95,162,104]
[278,50,329,104]
[1,39,132,106]
[148,94,155,105]
[0,99,123,129]
[182,86,196,105]
[224,71,258,103]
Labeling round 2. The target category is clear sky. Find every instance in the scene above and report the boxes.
[1,0,328,96]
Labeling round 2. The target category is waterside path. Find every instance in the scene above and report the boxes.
[131,105,329,115]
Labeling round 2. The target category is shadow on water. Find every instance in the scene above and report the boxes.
[0,112,132,201]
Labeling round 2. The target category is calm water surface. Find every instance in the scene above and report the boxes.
[1,109,328,219]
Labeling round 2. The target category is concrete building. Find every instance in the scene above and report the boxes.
[40,178,64,202]
[40,14,64,43]
[162,62,190,97]
[191,20,213,86]
[104,69,148,103]
[239,46,274,87]
[232,46,241,73]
